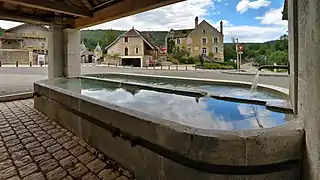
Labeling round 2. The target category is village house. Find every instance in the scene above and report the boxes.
[166,17,224,61]
[0,24,49,65]
[105,28,161,67]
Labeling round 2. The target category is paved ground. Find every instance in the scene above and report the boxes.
[0,99,134,180]
[0,66,289,95]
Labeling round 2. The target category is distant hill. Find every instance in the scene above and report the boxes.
[80,29,168,49]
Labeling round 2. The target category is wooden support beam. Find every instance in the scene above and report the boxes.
[0,11,53,24]
[80,0,93,10]
[73,0,185,29]
[0,0,93,17]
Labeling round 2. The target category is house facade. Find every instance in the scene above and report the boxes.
[105,28,161,67]
[0,24,49,65]
[166,17,224,61]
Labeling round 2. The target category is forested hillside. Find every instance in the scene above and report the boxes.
[80,29,168,51]
[224,35,288,65]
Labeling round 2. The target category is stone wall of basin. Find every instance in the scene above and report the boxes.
[34,79,304,180]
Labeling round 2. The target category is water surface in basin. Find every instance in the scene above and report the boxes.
[86,74,285,100]
[51,78,291,130]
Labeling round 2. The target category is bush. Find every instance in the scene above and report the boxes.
[196,62,234,70]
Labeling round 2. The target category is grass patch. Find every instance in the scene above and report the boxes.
[196,62,236,70]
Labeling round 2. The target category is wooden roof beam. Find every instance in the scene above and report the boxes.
[73,0,185,29]
[0,11,54,24]
[0,0,93,17]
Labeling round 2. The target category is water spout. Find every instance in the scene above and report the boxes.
[251,65,290,92]
[250,71,260,92]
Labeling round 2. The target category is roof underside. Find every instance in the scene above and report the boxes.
[0,0,184,29]
[282,0,288,20]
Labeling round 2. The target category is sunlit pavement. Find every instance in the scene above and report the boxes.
[0,66,289,96]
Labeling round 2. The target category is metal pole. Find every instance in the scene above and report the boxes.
[239,53,242,70]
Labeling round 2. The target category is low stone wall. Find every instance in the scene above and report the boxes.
[34,77,304,180]
[103,56,121,65]
[0,49,32,64]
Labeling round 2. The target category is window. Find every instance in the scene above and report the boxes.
[176,38,181,44]
[124,47,128,55]
[213,37,218,44]
[202,48,207,55]
[214,47,218,53]
[135,48,139,54]
[202,38,207,44]
[124,37,128,42]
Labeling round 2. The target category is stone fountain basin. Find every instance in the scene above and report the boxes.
[33,76,303,179]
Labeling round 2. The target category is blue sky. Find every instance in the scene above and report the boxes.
[0,0,287,43]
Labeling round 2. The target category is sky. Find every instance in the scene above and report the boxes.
[0,0,287,43]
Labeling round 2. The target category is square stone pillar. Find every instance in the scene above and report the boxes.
[291,0,320,179]
[63,29,81,77]
[48,25,81,79]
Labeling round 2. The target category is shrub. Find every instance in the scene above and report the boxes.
[172,59,179,65]
[196,62,234,70]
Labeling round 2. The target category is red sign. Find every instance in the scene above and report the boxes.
[237,44,244,52]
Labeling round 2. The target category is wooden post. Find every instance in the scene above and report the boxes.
[186,65,187,70]
[161,65,162,69]
[0,61,1,67]
[16,61,18,67]
[30,61,32,67]
[176,65,178,70]
[168,65,170,70]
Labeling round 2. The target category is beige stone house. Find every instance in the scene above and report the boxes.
[105,28,161,67]
[0,24,49,65]
[166,17,224,61]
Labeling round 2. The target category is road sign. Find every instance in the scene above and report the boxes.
[237,44,244,52]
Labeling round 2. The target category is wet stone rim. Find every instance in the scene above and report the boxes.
[34,77,304,174]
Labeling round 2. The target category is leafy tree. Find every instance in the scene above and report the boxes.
[100,29,118,50]
[267,51,288,65]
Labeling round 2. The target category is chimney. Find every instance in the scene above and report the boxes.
[220,20,223,34]
[195,16,199,28]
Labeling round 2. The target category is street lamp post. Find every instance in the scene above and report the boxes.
[232,37,239,70]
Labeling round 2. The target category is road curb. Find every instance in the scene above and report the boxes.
[221,70,289,77]
[0,92,34,102]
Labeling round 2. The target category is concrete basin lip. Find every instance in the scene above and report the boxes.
[34,79,300,138]
[34,79,304,168]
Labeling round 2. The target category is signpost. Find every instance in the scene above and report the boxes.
[237,44,244,70]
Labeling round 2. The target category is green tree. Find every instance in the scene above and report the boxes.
[224,44,236,61]
[100,30,118,51]
[267,51,288,65]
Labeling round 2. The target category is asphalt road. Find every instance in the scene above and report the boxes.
[0,66,289,95]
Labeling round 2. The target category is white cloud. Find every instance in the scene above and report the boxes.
[87,0,214,31]
[236,0,271,14]
[210,20,287,42]
[0,20,22,29]
[256,7,287,26]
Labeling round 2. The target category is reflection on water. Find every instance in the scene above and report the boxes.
[52,78,290,130]
[88,75,284,100]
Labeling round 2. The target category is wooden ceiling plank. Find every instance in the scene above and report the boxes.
[73,0,184,29]
[0,11,53,24]
[0,0,93,17]
[80,0,93,10]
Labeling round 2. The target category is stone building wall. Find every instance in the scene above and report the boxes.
[103,55,121,65]
[0,49,31,64]
[188,21,224,60]
[107,36,144,56]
